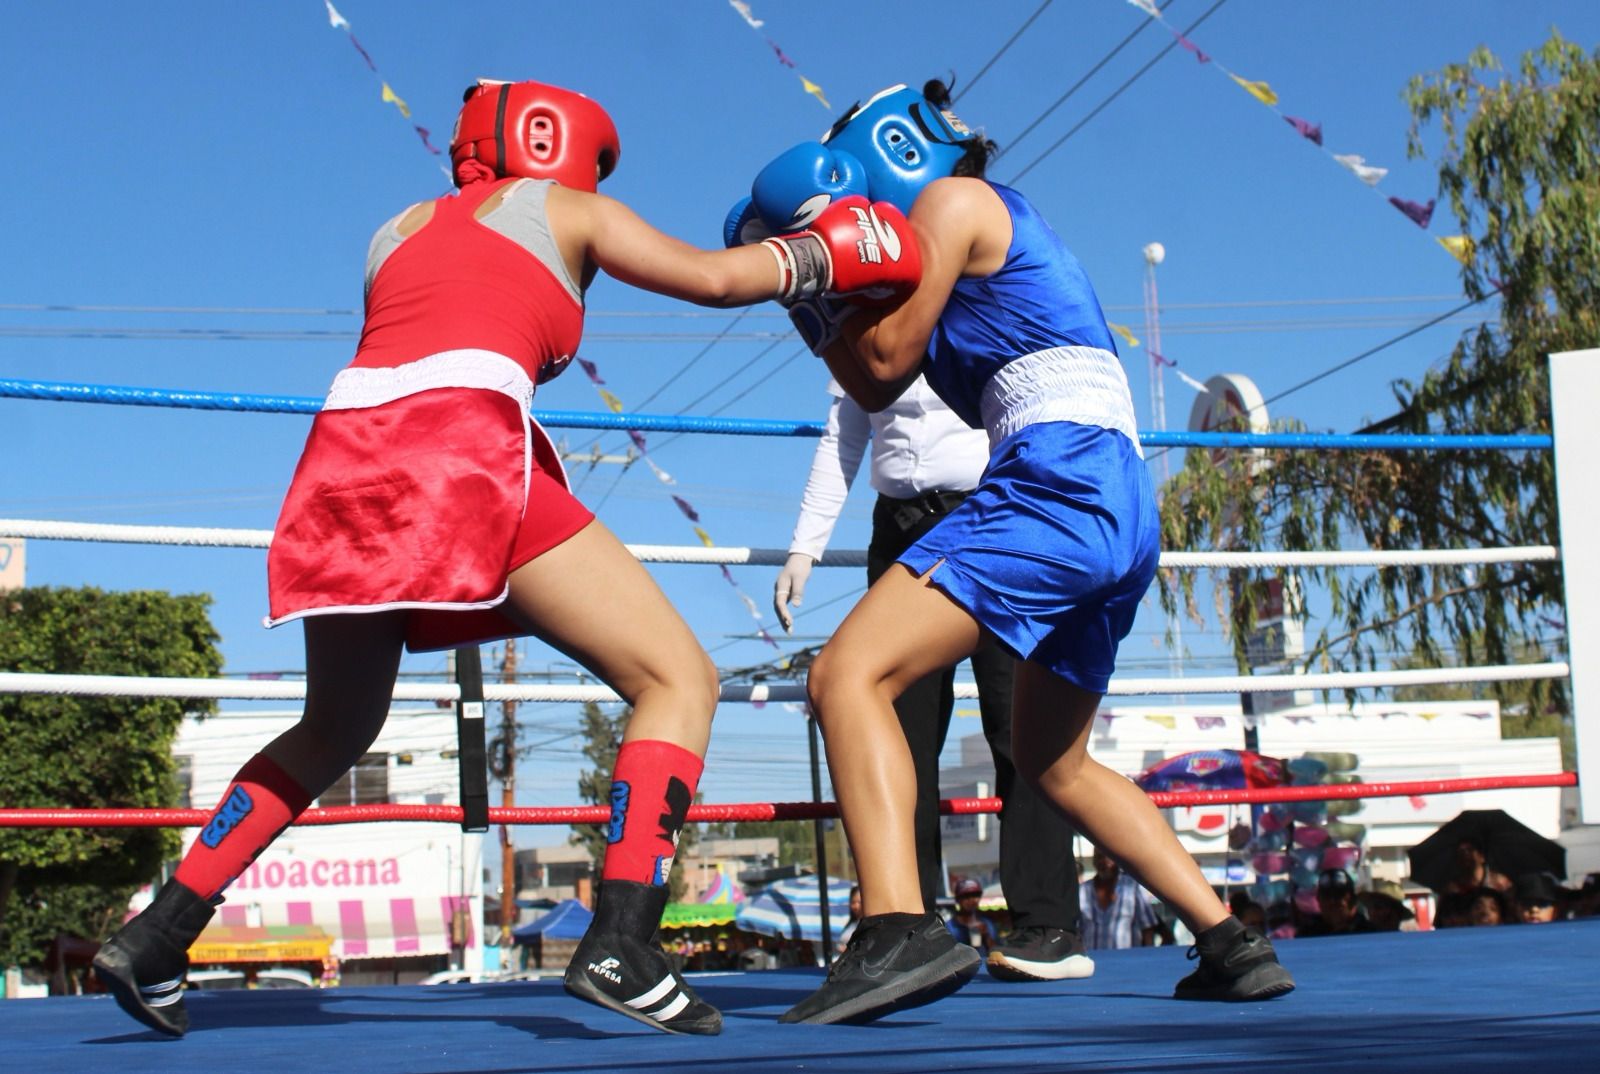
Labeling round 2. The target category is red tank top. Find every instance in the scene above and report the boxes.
[351,178,583,381]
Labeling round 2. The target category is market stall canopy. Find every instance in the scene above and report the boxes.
[511,898,592,943]
[661,902,739,929]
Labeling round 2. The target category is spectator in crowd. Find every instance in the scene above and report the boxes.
[1357,879,1415,932]
[837,885,864,952]
[1575,874,1600,918]
[1435,890,1474,928]
[1232,899,1267,932]
[1227,891,1266,931]
[1297,869,1377,938]
[1442,838,1512,896]
[1514,873,1562,924]
[946,878,999,954]
[1467,886,1511,926]
[1079,847,1161,950]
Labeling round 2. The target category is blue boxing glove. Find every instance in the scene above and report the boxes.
[787,294,858,356]
[726,195,854,354]
[751,141,868,232]
[723,197,773,248]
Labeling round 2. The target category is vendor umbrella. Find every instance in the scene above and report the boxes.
[1136,749,1286,792]
[734,876,854,943]
[1407,809,1565,892]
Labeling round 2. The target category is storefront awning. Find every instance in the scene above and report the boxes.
[190,924,334,964]
[660,902,738,929]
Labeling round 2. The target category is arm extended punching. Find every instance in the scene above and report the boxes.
[575,189,784,307]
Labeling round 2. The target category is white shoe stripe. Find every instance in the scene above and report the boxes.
[998,953,1096,978]
[145,990,186,1008]
[653,992,691,1022]
[139,975,184,995]
[626,975,676,1010]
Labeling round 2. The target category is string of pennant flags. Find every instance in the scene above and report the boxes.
[322,2,450,179]
[1104,323,1207,395]
[1099,709,1490,731]
[1121,0,1473,265]
[573,357,784,654]
[726,1,833,110]
[318,3,786,658]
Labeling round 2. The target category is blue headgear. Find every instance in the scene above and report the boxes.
[821,84,977,214]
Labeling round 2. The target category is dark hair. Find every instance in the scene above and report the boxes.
[922,78,999,179]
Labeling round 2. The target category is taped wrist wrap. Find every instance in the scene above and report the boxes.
[762,234,832,306]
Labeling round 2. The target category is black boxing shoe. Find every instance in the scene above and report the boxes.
[1173,916,1296,1002]
[779,911,981,1025]
[92,879,217,1037]
[564,879,722,1035]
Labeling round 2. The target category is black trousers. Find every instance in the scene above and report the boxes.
[868,493,1080,931]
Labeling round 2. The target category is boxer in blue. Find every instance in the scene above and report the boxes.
[733,80,1294,1025]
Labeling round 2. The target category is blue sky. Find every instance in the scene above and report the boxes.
[3,2,1595,840]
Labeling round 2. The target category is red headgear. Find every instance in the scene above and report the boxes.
[450,79,620,191]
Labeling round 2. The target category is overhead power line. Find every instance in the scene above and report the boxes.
[0,293,1468,319]
[1258,290,1500,410]
[953,0,1055,104]
[0,310,1487,346]
[1008,0,1231,185]
[1142,289,1501,466]
[995,0,1176,160]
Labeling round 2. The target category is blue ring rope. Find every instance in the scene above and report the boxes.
[0,377,1552,450]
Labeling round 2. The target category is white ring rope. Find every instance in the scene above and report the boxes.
[0,663,1569,704]
[0,519,1560,570]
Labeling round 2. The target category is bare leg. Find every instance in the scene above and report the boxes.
[500,519,718,754]
[806,564,980,917]
[513,521,724,1035]
[261,610,408,796]
[1010,660,1228,934]
[94,610,408,1040]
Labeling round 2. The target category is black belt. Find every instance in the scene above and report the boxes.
[879,489,970,533]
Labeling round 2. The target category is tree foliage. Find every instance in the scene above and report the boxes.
[569,701,697,900]
[1157,32,1598,727]
[0,587,221,965]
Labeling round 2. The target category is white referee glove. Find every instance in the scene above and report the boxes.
[774,552,815,634]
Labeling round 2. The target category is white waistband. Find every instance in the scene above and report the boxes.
[979,346,1141,456]
[324,349,535,412]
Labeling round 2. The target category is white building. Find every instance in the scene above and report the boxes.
[940,699,1563,888]
[174,707,485,982]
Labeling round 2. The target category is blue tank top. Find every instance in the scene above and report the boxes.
[924,183,1118,428]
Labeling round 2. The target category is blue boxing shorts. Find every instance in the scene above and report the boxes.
[898,420,1159,694]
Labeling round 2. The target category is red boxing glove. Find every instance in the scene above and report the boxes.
[762,196,921,306]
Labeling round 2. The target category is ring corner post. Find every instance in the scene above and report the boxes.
[1549,348,1600,823]
[453,646,491,833]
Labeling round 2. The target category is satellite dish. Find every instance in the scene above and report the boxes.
[1187,373,1267,468]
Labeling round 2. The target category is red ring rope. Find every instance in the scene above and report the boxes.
[0,772,1574,828]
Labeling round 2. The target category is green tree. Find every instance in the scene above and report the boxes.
[1157,32,1598,729]
[569,701,698,900]
[0,587,221,966]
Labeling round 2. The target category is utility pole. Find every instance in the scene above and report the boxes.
[1142,241,1169,486]
[499,639,518,949]
[1143,241,1183,682]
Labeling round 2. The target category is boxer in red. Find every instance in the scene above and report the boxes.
[93,78,920,1039]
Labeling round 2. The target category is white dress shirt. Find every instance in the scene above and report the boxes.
[787,376,990,561]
